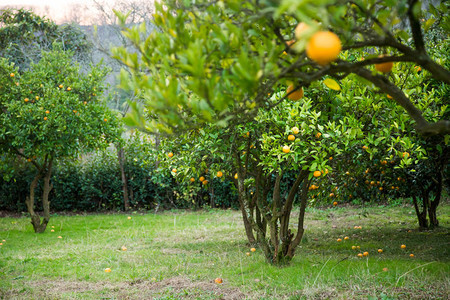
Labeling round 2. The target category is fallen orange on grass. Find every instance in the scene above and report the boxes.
[378,249,383,253]
[401,244,406,249]
[105,268,111,273]
[214,278,223,284]
[250,248,256,252]
[363,251,369,256]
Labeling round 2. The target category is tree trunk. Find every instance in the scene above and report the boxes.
[412,195,428,228]
[118,146,130,210]
[26,172,42,233]
[287,179,311,258]
[39,158,53,233]
[236,176,256,244]
[26,158,54,233]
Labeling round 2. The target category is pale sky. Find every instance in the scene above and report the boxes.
[0,0,117,24]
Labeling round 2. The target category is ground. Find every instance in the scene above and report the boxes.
[0,204,448,299]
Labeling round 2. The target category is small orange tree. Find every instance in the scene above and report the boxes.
[0,47,121,233]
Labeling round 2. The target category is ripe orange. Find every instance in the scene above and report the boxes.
[45,110,50,114]
[363,251,369,257]
[127,216,132,220]
[313,171,321,177]
[344,236,349,240]
[67,87,72,91]
[378,249,383,253]
[24,98,29,102]
[401,244,406,249]
[36,96,39,100]
[282,145,290,153]
[414,66,422,72]
[217,171,223,178]
[190,177,195,182]
[295,22,310,40]
[202,180,208,185]
[352,246,357,250]
[250,247,256,252]
[357,253,363,258]
[59,84,63,88]
[83,101,87,105]
[105,268,111,273]
[246,252,251,256]
[121,246,127,251]
[330,193,335,198]
[51,229,54,232]
[214,278,223,284]
[286,85,304,101]
[333,201,338,206]
[168,152,174,158]
[172,168,177,173]
[234,173,238,179]
[402,152,409,158]
[10,73,14,77]
[375,55,393,73]
[409,253,414,257]
[337,238,342,242]
[104,118,108,122]
[362,145,368,150]
[292,126,300,134]
[306,31,342,66]
[387,94,393,99]
[288,134,295,141]
[44,117,48,121]
[57,236,62,239]
[316,132,322,138]
[199,176,205,182]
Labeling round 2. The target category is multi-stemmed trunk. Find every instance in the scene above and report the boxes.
[412,148,447,229]
[233,144,311,264]
[25,157,54,233]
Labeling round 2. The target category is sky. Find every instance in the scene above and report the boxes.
[0,0,111,24]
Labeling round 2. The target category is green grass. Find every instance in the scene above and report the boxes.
[0,205,449,299]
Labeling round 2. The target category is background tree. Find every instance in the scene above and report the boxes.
[0,46,121,233]
[0,8,91,69]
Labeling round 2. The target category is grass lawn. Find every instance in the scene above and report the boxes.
[0,204,449,299]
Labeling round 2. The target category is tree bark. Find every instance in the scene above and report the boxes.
[26,172,42,233]
[287,178,311,258]
[412,195,428,228]
[38,158,53,233]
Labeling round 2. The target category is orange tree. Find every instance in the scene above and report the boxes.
[156,89,364,264]
[113,0,449,262]
[317,43,449,228]
[115,0,449,136]
[0,46,121,233]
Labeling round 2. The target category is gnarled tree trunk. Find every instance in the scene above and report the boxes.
[26,157,54,233]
